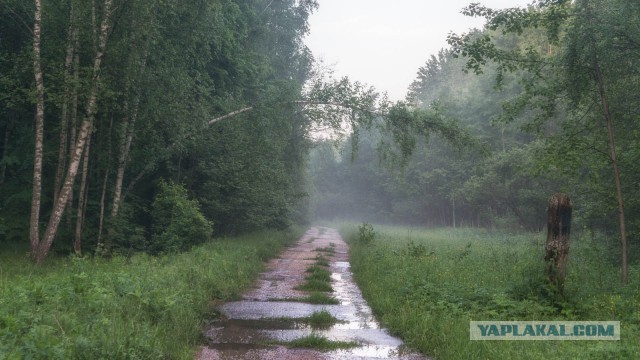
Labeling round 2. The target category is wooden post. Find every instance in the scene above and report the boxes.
[545,193,572,293]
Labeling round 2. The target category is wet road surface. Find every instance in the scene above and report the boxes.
[197,227,427,360]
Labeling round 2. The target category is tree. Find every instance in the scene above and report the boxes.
[448,0,639,284]
[29,0,45,259]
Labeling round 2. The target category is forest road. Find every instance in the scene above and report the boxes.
[196,226,428,360]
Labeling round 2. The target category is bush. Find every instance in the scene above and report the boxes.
[150,180,213,254]
[357,222,376,244]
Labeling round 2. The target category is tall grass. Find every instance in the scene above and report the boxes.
[343,224,640,360]
[0,229,299,359]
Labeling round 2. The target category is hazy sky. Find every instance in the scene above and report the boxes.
[304,0,533,101]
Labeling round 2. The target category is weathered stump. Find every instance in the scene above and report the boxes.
[545,193,572,293]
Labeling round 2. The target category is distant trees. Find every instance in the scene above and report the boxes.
[308,0,638,285]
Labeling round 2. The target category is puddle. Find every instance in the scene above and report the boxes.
[198,227,428,360]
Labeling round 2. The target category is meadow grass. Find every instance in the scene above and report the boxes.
[341,224,640,360]
[0,228,300,359]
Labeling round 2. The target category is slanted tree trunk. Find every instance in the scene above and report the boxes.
[66,44,80,229]
[30,0,45,258]
[593,57,628,285]
[545,193,572,294]
[54,5,76,202]
[74,128,92,255]
[111,98,141,218]
[34,0,114,264]
[97,116,114,249]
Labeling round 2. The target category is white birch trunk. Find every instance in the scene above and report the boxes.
[30,0,45,257]
[35,0,114,263]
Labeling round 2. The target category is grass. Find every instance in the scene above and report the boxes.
[306,266,331,280]
[314,246,335,254]
[296,252,334,293]
[304,292,340,305]
[314,254,330,267]
[0,228,300,359]
[269,310,343,329]
[278,333,358,351]
[342,224,640,360]
[271,292,340,305]
[295,279,332,292]
[304,310,343,328]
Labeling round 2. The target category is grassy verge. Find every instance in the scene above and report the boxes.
[342,224,640,360]
[0,228,299,359]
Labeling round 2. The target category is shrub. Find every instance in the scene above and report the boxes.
[357,222,376,244]
[150,180,213,254]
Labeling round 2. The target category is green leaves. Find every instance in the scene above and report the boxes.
[150,180,212,254]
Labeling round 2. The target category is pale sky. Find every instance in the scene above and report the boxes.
[304,0,534,101]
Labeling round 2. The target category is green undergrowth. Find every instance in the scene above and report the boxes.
[342,224,640,360]
[0,228,300,359]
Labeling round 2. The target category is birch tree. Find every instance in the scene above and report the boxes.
[33,0,114,263]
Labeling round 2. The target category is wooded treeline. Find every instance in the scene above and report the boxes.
[310,0,639,282]
[0,0,321,260]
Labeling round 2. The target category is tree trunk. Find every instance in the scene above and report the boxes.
[35,0,114,264]
[545,193,572,294]
[30,0,45,258]
[593,57,628,285]
[0,126,9,184]
[97,115,114,250]
[66,40,80,230]
[111,98,141,218]
[74,128,92,255]
[54,5,76,202]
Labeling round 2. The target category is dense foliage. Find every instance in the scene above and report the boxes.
[0,0,318,257]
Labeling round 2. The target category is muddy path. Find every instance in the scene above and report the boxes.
[197,227,427,359]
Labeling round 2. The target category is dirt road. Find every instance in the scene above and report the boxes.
[197,227,427,359]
